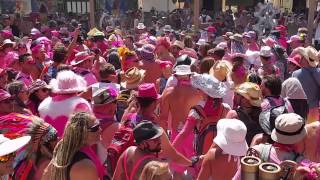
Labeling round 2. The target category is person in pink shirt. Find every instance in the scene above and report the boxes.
[275,25,288,49]
[0,39,15,68]
[10,53,34,87]
[38,70,92,137]
[243,31,260,51]
[71,51,98,86]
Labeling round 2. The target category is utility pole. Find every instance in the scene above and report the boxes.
[307,0,317,44]
[194,0,200,29]
[89,0,95,28]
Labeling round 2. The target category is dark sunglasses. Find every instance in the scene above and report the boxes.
[88,123,100,132]
[0,152,15,163]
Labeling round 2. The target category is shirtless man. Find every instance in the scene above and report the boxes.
[138,44,162,84]
[113,121,164,180]
[160,65,202,132]
[155,37,175,64]
[92,87,120,162]
[197,119,248,180]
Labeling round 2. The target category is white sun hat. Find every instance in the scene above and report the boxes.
[174,65,192,76]
[191,73,227,98]
[213,119,248,156]
[49,70,87,94]
[0,135,31,157]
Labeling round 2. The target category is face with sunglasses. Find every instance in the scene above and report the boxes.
[86,118,101,146]
[0,152,15,175]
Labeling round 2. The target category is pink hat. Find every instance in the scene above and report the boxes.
[179,48,198,60]
[70,52,94,66]
[137,83,160,99]
[31,44,45,54]
[0,30,13,39]
[275,25,286,32]
[288,55,302,68]
[207,26,217,33]
[155,37,170,50]
[0,89,11,102]
[287,35,301,44]
[51,30,60,38]
[262,37,276,47]
[160,61,173,68]
[49,70,87,94]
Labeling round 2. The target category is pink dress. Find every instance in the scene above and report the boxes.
[38,94,92,137]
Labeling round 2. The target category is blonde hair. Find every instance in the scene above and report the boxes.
[49,112,93,180]
[139,161,171,180]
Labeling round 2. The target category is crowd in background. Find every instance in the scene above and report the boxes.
[0,2,320,180]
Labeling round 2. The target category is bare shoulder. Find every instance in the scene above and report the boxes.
[305,121,320,137]
[70,159,99,180]
[226,110,238,119]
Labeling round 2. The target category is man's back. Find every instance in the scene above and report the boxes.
[292,68,320,109]
[160,85,201,132]
[140,61,162,84]
[113,146,157,180]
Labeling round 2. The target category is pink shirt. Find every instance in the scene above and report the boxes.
[261,96,293,112]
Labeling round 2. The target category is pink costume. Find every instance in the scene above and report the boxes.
[38,94,92,137]
[15,71,33,87]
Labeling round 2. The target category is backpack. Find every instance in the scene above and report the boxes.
[259,97,288,135]
[105,120,135,177]
[191,100,226,155]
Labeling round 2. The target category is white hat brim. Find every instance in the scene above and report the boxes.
[214,133,248,156]
[271,127,307,145]
[0,136,31,157]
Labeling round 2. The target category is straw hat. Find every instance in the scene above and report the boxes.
[209,60,232,82]
[120,67,145,89]
[171,40,184,50]
[213,119,248,156]
[235,82,262,107]
[230,34,243,42]
[49,70,87,94]
[271,113,307,145]
[191,73,227,98]
[92,86,118,106]
[28,79,51,94]
[305,46,319,67]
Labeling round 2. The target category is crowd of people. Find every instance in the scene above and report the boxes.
[0,2,320,180]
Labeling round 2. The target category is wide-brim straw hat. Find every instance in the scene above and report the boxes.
[120,67,146,89]
[235,82,263,107]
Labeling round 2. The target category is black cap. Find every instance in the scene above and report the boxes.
[174,54,195,68]
[133,121,163,144]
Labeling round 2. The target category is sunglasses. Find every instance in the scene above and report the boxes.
[0,152,15,163]
[88,123,100,132]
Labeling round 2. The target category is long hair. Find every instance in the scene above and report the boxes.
[50,112,92,180]
[139,161,171,180]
